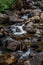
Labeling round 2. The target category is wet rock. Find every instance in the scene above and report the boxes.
[0,27,9,36]
[7,40,28,52]
[40,12,43,19]
[38,42,43,51]
[0,13,8,24]
[30,9,41,16]
[36,29,40,34]
[34,33,41,37]
[30,43,39,49]
[24,52,43,65]
[11,51,23,62]
[9,15,18,22]
[18,49,30,63]
[29,51,43,65]
[0,36,14,52]
[25,22,33,28]
[37,37,43,42]
[30,37,38,43]
[6,39,19,51]
[5,10,13,15]
[21,10,34,19]
[25,16,40,24]
[23,39,31,49]
[31,16,40,21]
[37,1,43,10]
[40,30,43,35]
[25,21,36,34]
[21,8,26,14]
[37,24,43,29]
[9,15,25,24]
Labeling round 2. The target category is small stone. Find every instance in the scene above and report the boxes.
[32,9,41,16]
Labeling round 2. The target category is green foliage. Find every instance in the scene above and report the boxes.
[0,0,16,12]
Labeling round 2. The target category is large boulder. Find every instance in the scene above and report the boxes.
[29,51,43,65]
[23,51,43,65]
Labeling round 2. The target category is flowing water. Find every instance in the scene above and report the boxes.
[10,24,27,36]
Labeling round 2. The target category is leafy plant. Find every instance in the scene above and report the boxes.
[0,0,17,12]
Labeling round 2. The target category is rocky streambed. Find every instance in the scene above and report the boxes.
[0,0,43,65]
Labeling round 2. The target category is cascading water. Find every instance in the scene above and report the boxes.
[10,24,27,36]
